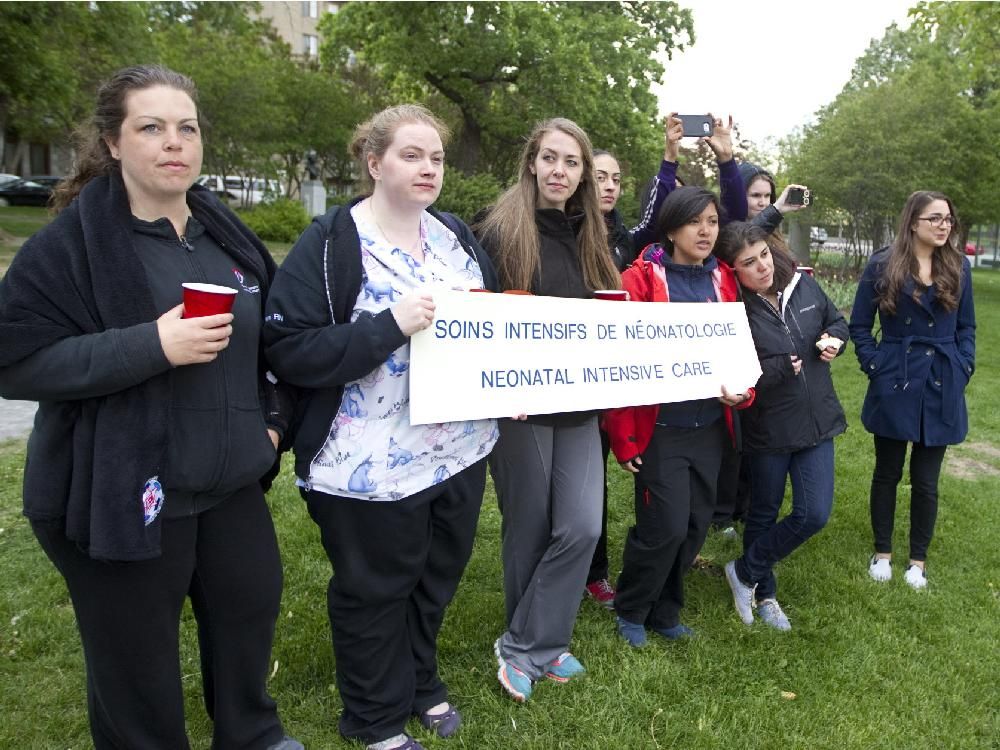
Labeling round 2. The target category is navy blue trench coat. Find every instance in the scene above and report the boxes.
[849,248,975,447]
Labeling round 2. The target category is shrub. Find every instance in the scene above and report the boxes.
[238,198,310,243]
[435,171,503,224]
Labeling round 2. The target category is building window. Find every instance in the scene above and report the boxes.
[302,1,318,18]
[303,34,318,57]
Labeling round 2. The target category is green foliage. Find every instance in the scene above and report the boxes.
[237,198,310,243]
[434,171,503,225]
[319,1,694,183]
[0,2,149,140]
[787,9,1000,255]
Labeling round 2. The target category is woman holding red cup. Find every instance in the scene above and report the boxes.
[0,66,298,749]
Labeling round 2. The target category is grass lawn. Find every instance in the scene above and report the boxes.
[1,267,998,747]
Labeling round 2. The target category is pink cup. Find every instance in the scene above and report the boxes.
[594,289,629,301]
[182,283,238,318]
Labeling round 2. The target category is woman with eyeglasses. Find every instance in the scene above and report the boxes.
[849,191,975,590]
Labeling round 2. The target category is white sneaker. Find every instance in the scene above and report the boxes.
[868,555,892,582]
[903,564,927,590]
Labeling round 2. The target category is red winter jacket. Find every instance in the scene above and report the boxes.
[602,255,756,463]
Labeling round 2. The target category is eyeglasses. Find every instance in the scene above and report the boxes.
[917,214,955,227]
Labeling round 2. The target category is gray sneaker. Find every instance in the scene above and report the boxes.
[757,598,792,631]
[724,560,756,625]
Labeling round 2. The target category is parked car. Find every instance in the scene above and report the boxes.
[0,173,20,187]
[195,174,284,207]
[0,176,62,207]
[965,242,983,256]
[810,227,828,245]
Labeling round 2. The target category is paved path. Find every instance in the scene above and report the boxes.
[0,398,36,440]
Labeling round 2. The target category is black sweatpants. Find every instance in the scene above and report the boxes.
[615,419,726,629]
[31,483,285,750]
[870,435,947,561]
[304,459,486,745]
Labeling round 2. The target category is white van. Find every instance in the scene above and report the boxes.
[196,174,284,207]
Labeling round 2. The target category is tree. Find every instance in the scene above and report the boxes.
[786,6,1000,262]
[0,2,149,170]
[319,1,694,183]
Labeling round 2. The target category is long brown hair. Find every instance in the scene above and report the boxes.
[52,65,198,212]
[349,104,451,194]
[714,220,796,293]
[877,190,963,314]
[475,118,619,291]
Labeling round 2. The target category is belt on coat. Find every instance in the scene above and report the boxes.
[882,334,959,427]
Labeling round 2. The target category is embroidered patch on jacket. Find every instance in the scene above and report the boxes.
[232,267,260,294]
[142,476,164,526]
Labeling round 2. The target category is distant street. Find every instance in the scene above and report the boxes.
[0,398,35,440]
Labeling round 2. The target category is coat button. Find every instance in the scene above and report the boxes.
[926,349,933,356]
[906,346,912,354]
[928,321,934,327]
[934,380,942,387]
[869,363,876,370]
[905,317,912,324]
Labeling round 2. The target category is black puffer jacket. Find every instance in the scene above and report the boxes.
[741,272,849,454]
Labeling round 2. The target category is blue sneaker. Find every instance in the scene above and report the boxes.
[616,616,647,647]
[495,638,532,702]
[653,623,695,640]
[545,652,585,683]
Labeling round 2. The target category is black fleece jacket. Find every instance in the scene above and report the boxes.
[740,272,849,454]
[263,197,497,482]
[0,172,289,560]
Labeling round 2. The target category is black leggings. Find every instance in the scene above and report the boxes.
[870,435,947,561]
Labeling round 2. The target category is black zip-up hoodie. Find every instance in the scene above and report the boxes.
[131,216,278,516]
[741,272,849,454]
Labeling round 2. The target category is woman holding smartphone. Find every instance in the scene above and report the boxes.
[849,190,975,590]
[475,117,619,701]
[714,222,847,630]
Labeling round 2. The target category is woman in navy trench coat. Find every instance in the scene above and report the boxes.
[849,190,975,590]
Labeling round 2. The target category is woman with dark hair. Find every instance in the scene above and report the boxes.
[0,65,299,749]
[264,104,498,749]
[475,117,619,701]
[589,114,748,606]
[714,222,847,630]
[849,190,975,590]
[603,186,754,647]
[737,162,809,247]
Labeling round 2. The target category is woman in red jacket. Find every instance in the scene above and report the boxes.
[604,186,753,646]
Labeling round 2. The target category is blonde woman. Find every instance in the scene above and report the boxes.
[264,105,498,750]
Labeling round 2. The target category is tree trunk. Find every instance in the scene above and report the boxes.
[453,112,482,175]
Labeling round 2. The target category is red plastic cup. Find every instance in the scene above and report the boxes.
[797,266,814,277]
[594,289,629,301]
[182,283,238,318]
[468,288,492,293]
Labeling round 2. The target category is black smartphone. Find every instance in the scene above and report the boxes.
[678,114,713,138]
[787,187,810,206]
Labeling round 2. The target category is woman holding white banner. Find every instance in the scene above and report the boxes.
[604,186,754,647]
[714,222,847,630]
[264,105,499,750]
[474,117,620,702]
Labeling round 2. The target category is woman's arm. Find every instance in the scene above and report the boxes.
[0,321,171,401]
[848,259,882,374]
[956,260,976,378]
[629,115,683,250]
[703,115,748,223]
[262,222,410,389]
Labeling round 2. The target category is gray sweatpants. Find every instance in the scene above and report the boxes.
[490,416,603,680]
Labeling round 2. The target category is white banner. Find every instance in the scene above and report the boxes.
[409,291,762,425]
